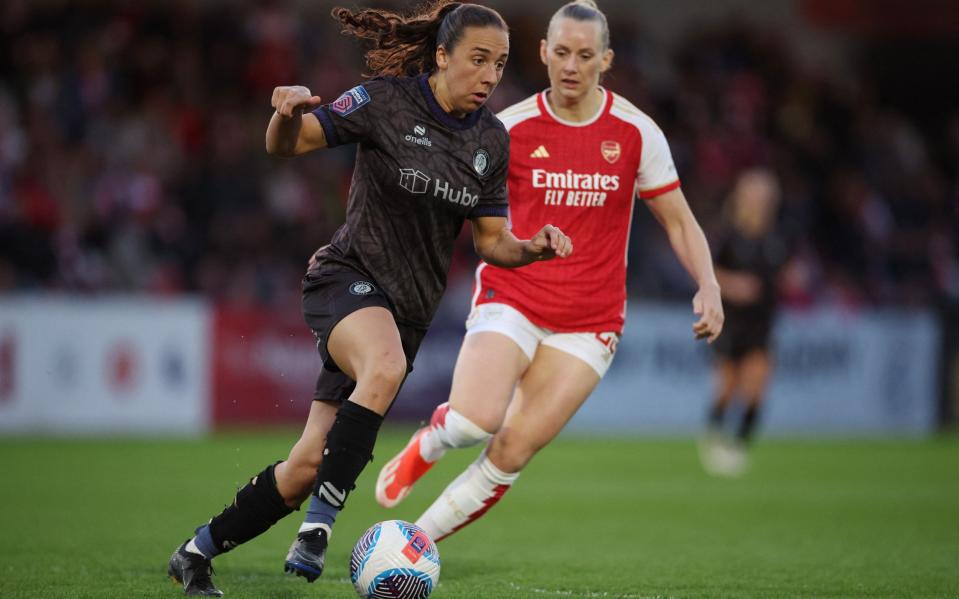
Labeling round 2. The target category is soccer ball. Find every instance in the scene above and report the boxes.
[350,520,441,599]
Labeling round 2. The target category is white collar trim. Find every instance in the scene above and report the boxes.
[540,87,608,127]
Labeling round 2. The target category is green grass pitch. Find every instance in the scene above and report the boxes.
[1,430,957,598]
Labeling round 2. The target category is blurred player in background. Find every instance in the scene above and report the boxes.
[700,168,786,477]
[166,2,574,596]
[375,0,724,542]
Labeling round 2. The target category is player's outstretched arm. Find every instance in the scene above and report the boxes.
[646,188,724,343]
[266,86,327,157]
[471,216,572,268]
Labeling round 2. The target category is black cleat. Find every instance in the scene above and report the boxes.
[283,526,329,582]
[168,541,224,597]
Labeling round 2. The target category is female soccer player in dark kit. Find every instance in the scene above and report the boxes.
[166,2,572,596]
[375,0,723,542]
[699,168,786,477]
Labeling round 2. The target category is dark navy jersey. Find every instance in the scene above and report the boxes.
[308,75,510,329]
[715,228,788,312]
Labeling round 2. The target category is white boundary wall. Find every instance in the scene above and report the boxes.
[569,304,940,436]
[0,297,211,435]
[0,298,940,436]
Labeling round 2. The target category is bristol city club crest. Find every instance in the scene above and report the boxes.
[473,148,490,177]
[601,140,621,164]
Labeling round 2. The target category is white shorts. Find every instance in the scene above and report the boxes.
[465,303,619,377]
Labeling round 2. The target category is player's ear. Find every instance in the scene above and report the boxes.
[539,39,548,66]
[435,45,450,71]
[601,48,614,73]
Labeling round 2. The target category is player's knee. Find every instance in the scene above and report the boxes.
[487,428,536,473]
[362,355,407,394]
[441,407,493,449]
[289,448,324,477]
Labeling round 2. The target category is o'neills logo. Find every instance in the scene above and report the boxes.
[532,169,621,191]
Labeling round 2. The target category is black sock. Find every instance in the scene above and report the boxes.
[737,404,760,444]
[313,400,383,510]
[202,462,294,556]
[708,402,727,429]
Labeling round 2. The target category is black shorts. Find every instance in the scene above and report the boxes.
[302,266,427,404]
[713,308,773,361]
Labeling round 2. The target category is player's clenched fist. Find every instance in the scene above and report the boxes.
[271,86,324,118]
[692,282,724,344]
[527,224,573,261]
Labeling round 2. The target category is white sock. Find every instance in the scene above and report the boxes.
[297,522,333,537]
[415,454,518,541]
[419,405,491,463]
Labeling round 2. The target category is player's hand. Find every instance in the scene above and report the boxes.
[692,282,724,343]
[272,86,323,119]
[527,224,573,261]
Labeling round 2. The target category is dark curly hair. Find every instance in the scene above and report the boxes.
[332,1,508,77]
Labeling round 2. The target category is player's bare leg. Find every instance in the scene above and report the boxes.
[286,307,407,581]
[710,358,738,429]
[700,357,739,475]
[724,349,772,471]
[275,402,339,506]
[416,345,600,541]
[376,332,529,507]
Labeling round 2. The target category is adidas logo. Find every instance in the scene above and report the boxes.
[530,145,550,158]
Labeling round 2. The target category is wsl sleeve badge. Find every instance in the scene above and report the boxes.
[350,520,441,599]
[331,85,372,117]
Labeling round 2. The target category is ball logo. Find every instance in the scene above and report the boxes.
[350,281,374,295]
[601,140,621,164]
[401,531,431,564]
[473,149,490,177]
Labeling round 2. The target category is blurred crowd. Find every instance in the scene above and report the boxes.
[1,0,957,309]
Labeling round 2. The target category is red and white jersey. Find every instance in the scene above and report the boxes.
[474,89,681,334]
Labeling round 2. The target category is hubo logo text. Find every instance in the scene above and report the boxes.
[399,169,478,208]
[405,124,432,147]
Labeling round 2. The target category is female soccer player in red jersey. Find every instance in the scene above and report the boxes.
[166,2,572,596]
[376,0,724,542]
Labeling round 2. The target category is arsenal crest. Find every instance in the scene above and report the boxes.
[601,140,621,164]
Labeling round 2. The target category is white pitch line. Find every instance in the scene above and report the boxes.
[503,581,680,599]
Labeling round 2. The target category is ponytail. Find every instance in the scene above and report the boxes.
[333,1,508,77]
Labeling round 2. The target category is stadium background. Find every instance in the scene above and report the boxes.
[0,1,958,598]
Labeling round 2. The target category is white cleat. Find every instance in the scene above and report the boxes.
[699,434,747,478]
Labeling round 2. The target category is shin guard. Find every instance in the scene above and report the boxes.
[206,462,294,554]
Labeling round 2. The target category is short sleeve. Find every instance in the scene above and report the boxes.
[469,131,510,219]
[310,79,391,148]
[637,125,681,199]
